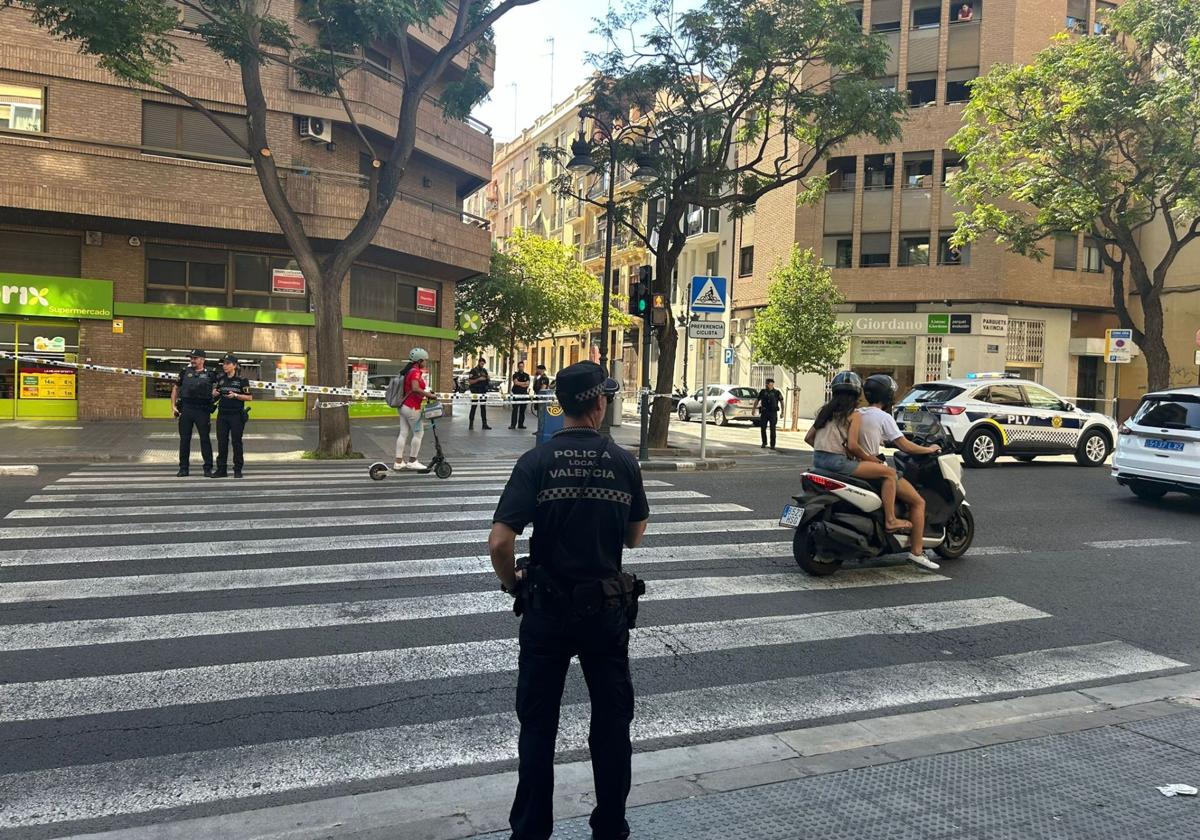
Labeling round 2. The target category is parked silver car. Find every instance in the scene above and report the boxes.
[676,385,761,425]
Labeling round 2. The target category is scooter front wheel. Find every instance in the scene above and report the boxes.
[434,461,453,479]
[935,506,975,559]
[793,526,844,577]
[368,462,389,481]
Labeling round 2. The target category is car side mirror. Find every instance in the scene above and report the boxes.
[1062,402,1076,413]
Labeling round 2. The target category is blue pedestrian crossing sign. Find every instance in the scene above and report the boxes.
[690,275,727,313]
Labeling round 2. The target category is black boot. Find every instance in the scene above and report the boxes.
[233,470,243,478]
[176,468,189,477]
[203,466,213,477]
[209,468,228,478]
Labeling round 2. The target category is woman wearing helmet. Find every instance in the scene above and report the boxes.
[805,371,911,534]
[395,348,436,471]
[851,374,942,570]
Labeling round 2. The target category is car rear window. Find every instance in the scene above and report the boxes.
[731,387,759,399]
[1133,395,1200,431]
[899,384,965,404]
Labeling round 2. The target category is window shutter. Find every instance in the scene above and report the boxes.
[907,27,939,74]
[0,231,80,277]
[947,24,981,69]
[860,190,893,233]
[141,102,179,150]
[180,107,247,159]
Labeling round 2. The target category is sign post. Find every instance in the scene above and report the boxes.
[1105,328,1134,364]
[690,275,728,461]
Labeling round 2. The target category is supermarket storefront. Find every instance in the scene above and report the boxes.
[0,274,113,420]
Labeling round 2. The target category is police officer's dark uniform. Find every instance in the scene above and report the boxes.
[212,355,251,478]
[509,365,531,429]
[756,382,784,449]
[531,364,552,433]
[174,349,215,477]
[492,362,649,840]
[468,361,492,430]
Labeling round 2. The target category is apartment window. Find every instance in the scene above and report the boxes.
[1066,0,1087,33]
[363,46,391,80]
[938,233,970,265]
[1094,2,1117,35]
[942,152,965,185]
[739,245,755,276]
[822,236,853,268]
[899,236,930,266]
[952,1,979,22]
[912,2,941,29]
[0,83,45,132]
[146,245,228,306]
[0,230,80,276]
[827,156,857,192]
[945,68,978,103]
[864,154,895,189]
[142,101,248,162]
[847,2,864,26]
[904,152,934,188]
[349,265,441,328]
[1053,233,1078,270]
[860,233,891,268]
[875,76,899,93]
[908,73,938,107]
[871,0,901,32]
[1083,237,1105,273]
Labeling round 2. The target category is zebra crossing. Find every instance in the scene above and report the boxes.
[0,460,1188,838]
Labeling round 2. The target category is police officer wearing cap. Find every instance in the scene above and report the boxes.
[211,354,252,478]
[489,361,650,840]
[171,349,215,477]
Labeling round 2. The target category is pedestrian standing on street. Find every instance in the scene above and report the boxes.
[171,349,215,477]
[509,361,531,429]
[753,378,784,449]
[211,354,252,479]
[468,356,492,430]
[392,348,436,471]
[489,361,649,840]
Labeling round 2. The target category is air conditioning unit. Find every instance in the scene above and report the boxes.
[298,116,332,143]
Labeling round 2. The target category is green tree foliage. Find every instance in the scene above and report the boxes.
[949,0,1200,391]
[546,0,904,446]
[456,229,622,369]
[748,247,849,430]
[8,0,540,454]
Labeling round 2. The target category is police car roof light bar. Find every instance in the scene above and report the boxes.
[965,372,1019,380]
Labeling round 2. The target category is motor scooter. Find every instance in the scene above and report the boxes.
[780,421,974,576]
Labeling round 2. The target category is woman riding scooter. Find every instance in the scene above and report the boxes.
[805,371,910,534]
[853,374,942,570]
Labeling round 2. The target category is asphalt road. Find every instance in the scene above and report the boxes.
[0,454,1198,838]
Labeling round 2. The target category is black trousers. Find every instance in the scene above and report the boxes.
[216,411,246,470]
[509,605,633,840]
[510,395,528,428]
[760,412,778,448]
[178,404,213,470]
[469,393,489,427]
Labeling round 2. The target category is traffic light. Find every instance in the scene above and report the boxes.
[629,264,653,316]
[651,292,668,326]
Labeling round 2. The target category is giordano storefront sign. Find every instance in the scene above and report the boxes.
[840,313,1009,337]
[0,273,114,320]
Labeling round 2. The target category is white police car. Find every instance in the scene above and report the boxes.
[895,374,1119,468]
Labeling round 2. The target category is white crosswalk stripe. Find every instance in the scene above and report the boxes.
[0,461,1188,836]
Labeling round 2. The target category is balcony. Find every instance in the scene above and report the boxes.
[685,207,720,240]
[584,239,606,261]
[587,176,610,200]
[565,201,583,221]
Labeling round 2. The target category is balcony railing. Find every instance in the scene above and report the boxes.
[565,201,583,221]
[587,177,610,199]
[584,239,606,260]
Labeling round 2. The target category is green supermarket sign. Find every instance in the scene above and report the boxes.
[0,273,114,320]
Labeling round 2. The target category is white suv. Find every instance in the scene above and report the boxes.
[1112,388,1200,500]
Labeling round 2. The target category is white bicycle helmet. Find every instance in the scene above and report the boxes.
[408,347,429,362]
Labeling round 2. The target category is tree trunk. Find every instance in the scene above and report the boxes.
[314,270,352,457]
[648,318,678,448]
[1141,290,1172,391]
[790,372,801,432]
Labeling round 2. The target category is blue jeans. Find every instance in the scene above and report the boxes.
[813,450,859,475]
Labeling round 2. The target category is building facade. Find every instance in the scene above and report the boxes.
[0,2,492,421]
[731,0,1123,420]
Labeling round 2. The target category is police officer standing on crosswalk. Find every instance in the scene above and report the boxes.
[489,361,650,840]
[171,349,215,477]
[211,354,252,479]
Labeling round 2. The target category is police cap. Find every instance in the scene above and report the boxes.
[189,349,207,359]
[220,354,238,365]
[555,362,619,411]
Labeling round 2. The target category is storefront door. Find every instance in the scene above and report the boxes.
[1,320,80,420]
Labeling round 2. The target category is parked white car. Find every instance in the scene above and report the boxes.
[1112,387,1200,500]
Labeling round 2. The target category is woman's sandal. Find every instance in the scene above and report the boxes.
[886,519,913,534]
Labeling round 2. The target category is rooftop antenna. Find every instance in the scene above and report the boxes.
[546,37,556,107]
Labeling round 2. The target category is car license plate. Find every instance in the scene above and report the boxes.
[779,504,804,528]
[1145,438,1185,452]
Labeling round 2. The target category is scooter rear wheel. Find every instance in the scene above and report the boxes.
[935,506,975,559]
[434,461,453,480]
[793,526,844,577]
[368,462,389,481]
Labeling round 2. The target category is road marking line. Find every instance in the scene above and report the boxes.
[0,568,947,648]
[0,642,1180,828]
[1085,538,1191,549]
[27,479,673,499]
[0,519,781,567]
[0,598,1049,722]
[52,469,520,485]
[4,490,706,520]
[0,503,750,540]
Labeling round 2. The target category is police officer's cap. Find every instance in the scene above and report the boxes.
[189,349,207,359]
[555,362,619,410]
[220,354,238,365]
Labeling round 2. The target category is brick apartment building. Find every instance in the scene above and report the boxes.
[731,0,1125,419]
[0,3,492,421]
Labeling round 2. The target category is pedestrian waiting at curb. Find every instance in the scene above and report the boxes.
[171,349,215,477]
[510,360,531,430]
[211,354,252,478]
[468,356,492,430]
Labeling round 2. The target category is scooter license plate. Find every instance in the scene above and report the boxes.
[778,504,804,528]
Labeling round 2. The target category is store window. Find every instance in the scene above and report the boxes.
[0,322,15,402]
[899,235,930,266]
[739,245,755,276]
[4,323,80,417]
[142,101,249,162]
[1083,237,1105,273]
[1053,233,1078,270]
[822,236,853,268]
[143,348,307,403]
[860,233,891,268]
[0,83,45,132]
[349,265,441,328]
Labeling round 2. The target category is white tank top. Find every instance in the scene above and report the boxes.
[812,416,850,454]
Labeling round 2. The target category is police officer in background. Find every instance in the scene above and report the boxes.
[171,349,215,477]
[489,361,650,840]
[211,354,252,478]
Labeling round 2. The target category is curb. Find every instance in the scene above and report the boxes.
[0,464,38,476]
[638,458,737,472]
[102,671,1200,840]
[0,452,316,465]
